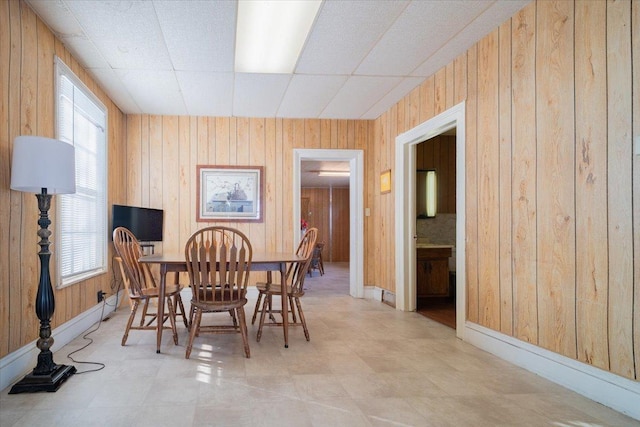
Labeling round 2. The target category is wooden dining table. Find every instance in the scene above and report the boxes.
[139,251,305,353]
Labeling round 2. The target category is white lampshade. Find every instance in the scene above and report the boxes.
[10,136,76,194]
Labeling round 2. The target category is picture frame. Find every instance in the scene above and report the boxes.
[380,169,391,194]
[196,165,263,222]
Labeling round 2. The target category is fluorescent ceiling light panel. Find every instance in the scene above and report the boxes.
[235,0,321,73]
[318,171,350,177]
[426,170,437,217]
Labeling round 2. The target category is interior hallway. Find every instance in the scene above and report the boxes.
[1,262,636,426]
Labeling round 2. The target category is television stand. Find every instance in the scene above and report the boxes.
[140,243,155,255]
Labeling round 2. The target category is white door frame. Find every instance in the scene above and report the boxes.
[394,101,466,339]
[293,149,364,298]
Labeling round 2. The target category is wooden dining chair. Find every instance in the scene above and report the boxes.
[113,227,187,347]
[308,242,325,277]
[253,228,317,343]
[251,227,317,325]
[184,226,253,359]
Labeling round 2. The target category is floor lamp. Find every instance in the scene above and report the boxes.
[9,136,77,393]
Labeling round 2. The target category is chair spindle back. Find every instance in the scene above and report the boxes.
[113,226,155,297]
[290,228,318,292]
[185,226,252,304]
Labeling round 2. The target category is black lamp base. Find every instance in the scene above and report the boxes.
[8,191,77,394]
[8,364,76,394]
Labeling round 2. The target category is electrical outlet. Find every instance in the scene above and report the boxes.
[97,290,105,303]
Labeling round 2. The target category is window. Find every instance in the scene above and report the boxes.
[55,57,108,287]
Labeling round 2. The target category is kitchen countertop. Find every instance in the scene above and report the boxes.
[416,243,455,249]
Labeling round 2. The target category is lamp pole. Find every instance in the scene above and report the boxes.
[9,190,77,393]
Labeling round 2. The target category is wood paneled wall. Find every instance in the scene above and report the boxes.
[1,1,127,358]
[124,117,369,281]
[331,188,350,262]
[301,188,330,254]
[374,0,639,380]
[301,187,350,262]
[416,135,456,214]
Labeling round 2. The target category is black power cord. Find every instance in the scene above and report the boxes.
[65,255,125,374]
[106,255,124,310]
[65,299,107,374]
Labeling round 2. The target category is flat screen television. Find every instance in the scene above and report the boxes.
[112,204,164,242]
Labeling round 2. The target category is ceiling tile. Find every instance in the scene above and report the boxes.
[64,0,157,39]
[64,0,172,70]
[176,71,234,117]
[356,0,493,77]
[233,73,291,118]
[88,68,140,114]
[154,0,236,72]
[28,0,84,37]
[116,69,187,116]
[321,76,403,119]
[60,34,110,69]
[302,160,350,187]
[411,0,530,77]
[296,0,409,75]
[362,77,424,120]
[277,75,348,118]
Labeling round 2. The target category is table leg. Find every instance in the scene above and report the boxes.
[280,262,289,348]
[157,264,167,354]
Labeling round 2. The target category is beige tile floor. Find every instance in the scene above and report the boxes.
[1,262,638,426]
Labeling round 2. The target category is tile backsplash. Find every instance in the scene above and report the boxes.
[417,213,456,271]
[417,213,456,244]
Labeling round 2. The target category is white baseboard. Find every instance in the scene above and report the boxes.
[364,285,383,301]
[0,293,120,392]
[464,321,640,421]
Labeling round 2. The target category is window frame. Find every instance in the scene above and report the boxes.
[54,56,109,288]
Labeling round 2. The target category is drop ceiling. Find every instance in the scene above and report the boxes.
[27,0,529,120]
[301,160,350,188]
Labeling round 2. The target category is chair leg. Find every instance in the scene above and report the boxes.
[295,297,310,341]
[237,307,250,358]
[167,297,178,345]
[141,299,159,327]
[251,291,264,325]
[175,293,189,328]
[189,304,196,330]
[122,300,140,346]
[186,309,202,359]
[141,299,150,327]
[289,295,296,323]
[229,310,238,328]
[267,294,276,323]
[256,295,270,342]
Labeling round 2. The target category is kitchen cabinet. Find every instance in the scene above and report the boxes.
[416,246,452,297]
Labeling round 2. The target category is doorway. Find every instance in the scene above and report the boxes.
[394,102,466,339]
[415,131,457,329]
[299,160,350,265]
[293,149,364,299]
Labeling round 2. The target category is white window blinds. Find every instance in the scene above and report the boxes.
[55,57,108,286]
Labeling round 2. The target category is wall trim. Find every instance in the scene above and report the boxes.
[364,285,383,302]
[293,149,365,299]
[395,101,466,340]
[0,294,120,392]
[464,322,640,421]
